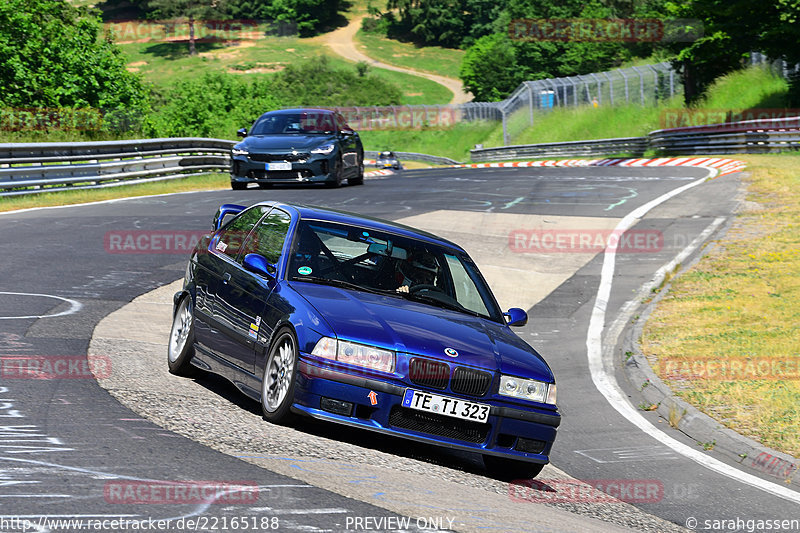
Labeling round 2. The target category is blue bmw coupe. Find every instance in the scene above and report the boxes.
[168,201,560,478]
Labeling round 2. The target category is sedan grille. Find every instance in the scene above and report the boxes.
[409,358,449,390]
[249,152,310,162]
[451,367,493,397]
[389,406,489,444]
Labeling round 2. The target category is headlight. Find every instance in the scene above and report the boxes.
[232,147,249,156]
[311,337,394,373]
[311,143,335,155]
[499,375,556,405]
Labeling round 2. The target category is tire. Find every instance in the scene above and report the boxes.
[325,156,343,188]
[348,157,364,186]
[483,455,545,481]
[231,181,247,190]
[167,296,200,377]
[260,328,299,423]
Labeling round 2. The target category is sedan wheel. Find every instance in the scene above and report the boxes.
[261,329,298,423]
[167,296,199,376]
[325,156,343,188]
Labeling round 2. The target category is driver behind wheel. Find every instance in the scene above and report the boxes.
[396,252,439,293]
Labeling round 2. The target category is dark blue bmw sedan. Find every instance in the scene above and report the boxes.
[168,201,560,478]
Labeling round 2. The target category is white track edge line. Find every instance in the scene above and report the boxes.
[585,166,800,505]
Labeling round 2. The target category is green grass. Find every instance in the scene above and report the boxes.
[495,65,790,147]
[641,155,800,458]
[0,173,228,213]
[118,35,452,105]
[697,65,789,110]
[354,30,465,80]
[359,121,501,162]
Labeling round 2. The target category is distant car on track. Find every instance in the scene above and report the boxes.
[375,151,401,170]
[168,202,560,478]
[230,109,364,189]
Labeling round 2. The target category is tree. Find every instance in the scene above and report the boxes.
[0,0,149,124]
[145,0,227,55]
[666,0,800,104]
[460,33,521,100]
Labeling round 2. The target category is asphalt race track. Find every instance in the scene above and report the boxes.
[1,166,799,533]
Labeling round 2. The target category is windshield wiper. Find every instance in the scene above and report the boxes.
[400,291,484,319]
[291,276,395,296]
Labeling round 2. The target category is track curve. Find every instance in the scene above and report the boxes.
[2,166,798,532]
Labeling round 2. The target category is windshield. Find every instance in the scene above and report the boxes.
[287,219,502,321]
[250,112,336,135]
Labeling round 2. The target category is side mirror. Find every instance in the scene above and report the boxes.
[237,127,248,138]
[243,253,276,279]
[504,308,528,327]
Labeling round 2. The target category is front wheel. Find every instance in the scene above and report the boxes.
[348,157,364,186]
[167,296,199,376]
[261,329,299,423]
[483,455,544,481]
[231,181,247,190]
[325,156,344,188]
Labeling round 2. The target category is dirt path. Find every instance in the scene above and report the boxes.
[323,17,472,104]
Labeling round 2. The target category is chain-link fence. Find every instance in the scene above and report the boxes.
[461,62,680,145]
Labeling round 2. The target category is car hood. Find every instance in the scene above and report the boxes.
[238,134,334,152]
[291,282,554,382]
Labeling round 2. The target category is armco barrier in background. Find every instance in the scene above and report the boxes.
[0,138,234,197]
[471,115,800,160]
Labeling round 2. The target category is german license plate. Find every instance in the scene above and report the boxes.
[266,162,291,171]
[402,389,489,423]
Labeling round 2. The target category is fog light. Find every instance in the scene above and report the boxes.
[320,397,353,416]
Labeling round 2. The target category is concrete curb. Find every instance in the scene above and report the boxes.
[617,199,799,487]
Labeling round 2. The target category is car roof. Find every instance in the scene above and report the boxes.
[253,201,464,252]
[263,108,335,115]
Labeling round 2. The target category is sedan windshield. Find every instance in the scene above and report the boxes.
[287,219,502,322]
[250,112,337,135]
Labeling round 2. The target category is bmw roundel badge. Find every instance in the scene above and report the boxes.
[444,348,459,358]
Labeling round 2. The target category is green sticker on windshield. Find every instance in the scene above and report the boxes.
[297,266,312,276]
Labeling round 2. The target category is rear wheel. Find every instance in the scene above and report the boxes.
[261,329,299,423]
[167,296,200,377]
[483,455,545,481]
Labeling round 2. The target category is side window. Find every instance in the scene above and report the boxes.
[215,206,268,260]
[240,209,292,267]
[336,113,353,133]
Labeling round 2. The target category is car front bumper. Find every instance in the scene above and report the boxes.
[231,153,338,184]
[294,357,559,464]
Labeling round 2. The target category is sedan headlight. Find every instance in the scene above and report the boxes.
[311,337,394,373]
[232,147,249,156]
[499,375,556,405]
[311,143,335,155]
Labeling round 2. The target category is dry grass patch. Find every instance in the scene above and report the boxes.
[641,155,800,457]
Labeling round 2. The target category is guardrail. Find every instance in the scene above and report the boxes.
[0,138,235,196]
[365,151,462,166]
[649,116,800,155]
[470,137,648,162]
[470,116,800,160]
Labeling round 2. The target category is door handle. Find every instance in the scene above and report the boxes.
[222,272,231,284]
